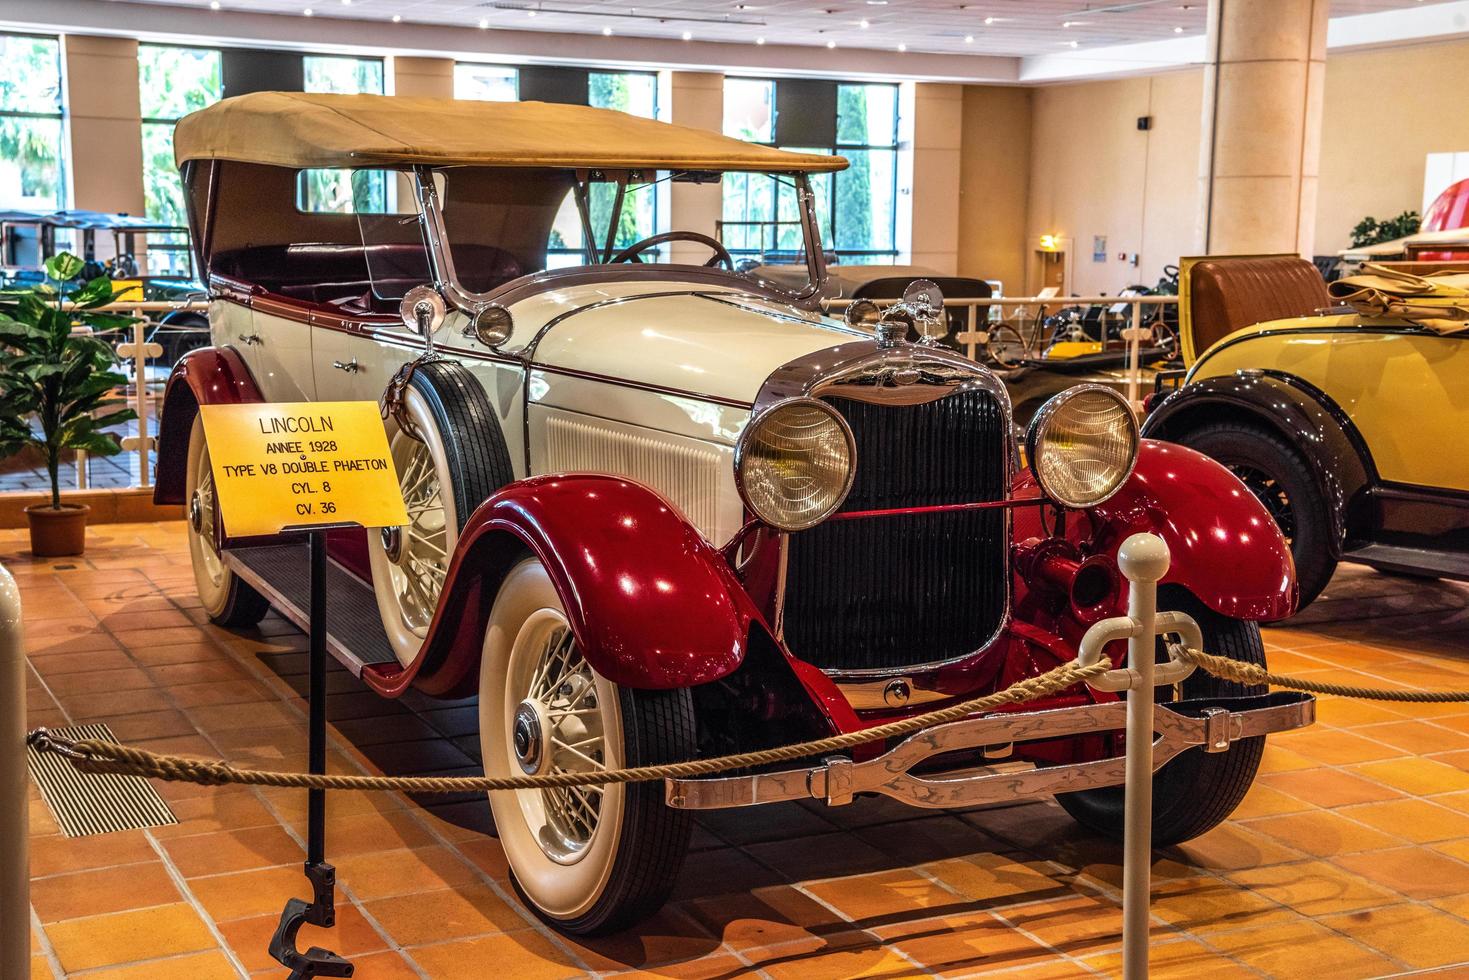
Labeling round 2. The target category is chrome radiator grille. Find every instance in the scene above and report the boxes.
[781,389,1009,673]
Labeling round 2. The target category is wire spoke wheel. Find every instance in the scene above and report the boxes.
[185,415,267,627]
[1229,463,1296,542]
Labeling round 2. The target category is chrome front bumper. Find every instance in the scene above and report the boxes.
[663,691,1314,810]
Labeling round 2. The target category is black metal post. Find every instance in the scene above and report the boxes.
[268,531,351,978]
[307,531,327,866]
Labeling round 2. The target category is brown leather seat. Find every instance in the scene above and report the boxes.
[1187,255,1329,358]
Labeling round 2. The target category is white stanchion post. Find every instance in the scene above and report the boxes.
[1126,301,1143,409]
[0,562,26,980]
[1117,532,1171,980]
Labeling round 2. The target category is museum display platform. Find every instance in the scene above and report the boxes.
[14,520,1469,979]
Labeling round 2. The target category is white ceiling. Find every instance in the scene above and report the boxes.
[103,0,1462,57]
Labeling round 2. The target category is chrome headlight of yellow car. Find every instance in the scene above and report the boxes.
[1026,385,1139,508]
[735,398,856,531]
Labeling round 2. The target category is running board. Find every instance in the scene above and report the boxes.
[227,544,398,676]
[664,691,1315,810]
[1343,543,1469,582]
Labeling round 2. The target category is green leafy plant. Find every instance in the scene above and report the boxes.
[0,252,138,509]
[1350,210,1421,248]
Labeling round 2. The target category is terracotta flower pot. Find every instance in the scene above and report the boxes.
[25,503,90,557]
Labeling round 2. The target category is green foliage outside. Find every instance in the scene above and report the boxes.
[139,46,223,224]
[0,253,138,508]
[1350,210,1421,248]
[588,73,654,251]
[0,35,64,208]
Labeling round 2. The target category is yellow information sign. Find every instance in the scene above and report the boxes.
[198,401,409,537]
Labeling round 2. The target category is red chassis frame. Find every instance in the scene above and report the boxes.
[157,350,1296,761]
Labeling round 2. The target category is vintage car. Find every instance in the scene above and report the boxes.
[1144,255,1469,610]
[155,93,1307,935]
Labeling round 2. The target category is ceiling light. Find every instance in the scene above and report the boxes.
[682,30,692,39]
[391,12,401,20]
[984,16,996,25]
[303,7,313,15]
[478,17,488,27]
[209,0,220,8]
[526,8,536,15]
[603,25,613,35]
[859,18,869,28]
[1173,25,1183,32]
[826,39,836,48]
[1068,40,1078,47]
[897,42,906,51]
[756,36,766,44]
[340,0,350,5]
[964,34,974,43]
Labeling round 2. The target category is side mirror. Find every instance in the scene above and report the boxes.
[400,285,446,336]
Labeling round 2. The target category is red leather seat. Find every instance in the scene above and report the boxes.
[1187,256,1329,357]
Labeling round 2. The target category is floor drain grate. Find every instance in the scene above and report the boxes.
[27,722,178,838]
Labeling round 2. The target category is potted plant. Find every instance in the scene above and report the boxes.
[0,252,137,557]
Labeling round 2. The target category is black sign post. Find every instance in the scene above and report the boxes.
[267,532,352,979]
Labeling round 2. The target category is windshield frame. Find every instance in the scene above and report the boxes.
[409,165,829,313]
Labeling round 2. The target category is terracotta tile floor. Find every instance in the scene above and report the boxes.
[11,520,1469,979]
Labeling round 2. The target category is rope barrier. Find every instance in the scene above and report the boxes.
[25,651,1469,796]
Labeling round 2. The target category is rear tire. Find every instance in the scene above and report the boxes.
[1056,588,1267,846]
[1171,421,1335,611]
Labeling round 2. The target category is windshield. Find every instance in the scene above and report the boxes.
[415,165,826,305]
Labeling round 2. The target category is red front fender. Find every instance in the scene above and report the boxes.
[363,474,760,698]
[1015,440,1297,622]
[1087,440,1297,621]
[154,347,263,505]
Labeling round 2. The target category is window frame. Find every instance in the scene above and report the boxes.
[138,42,223,228]
[721,77,901,263]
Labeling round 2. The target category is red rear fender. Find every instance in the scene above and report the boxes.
[154,347,263,505]
[364,474,761,698]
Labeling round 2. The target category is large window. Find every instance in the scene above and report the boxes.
[722,79,899,263]
[300,56,387,213]
[454,63,518,102]
[139,45,222,226]
[0,33,66,210]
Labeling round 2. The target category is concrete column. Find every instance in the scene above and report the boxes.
[667,71,725,266]
[901,83,963,275]
[390,56,455,98]
[1197,0,1328,256]
[62,35,146,217]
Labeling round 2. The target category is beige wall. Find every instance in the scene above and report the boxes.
[1019,70,1203,295]
[902,83,964,275]
[667,71,726,265]
[63,35,146,217]
[1315,37,1469,254]
[390,56,455,98]
[957,85,1030,291]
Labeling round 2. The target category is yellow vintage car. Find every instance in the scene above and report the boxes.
[1142,255,1469,611]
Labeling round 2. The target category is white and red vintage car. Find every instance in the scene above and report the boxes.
[156,93,1311,934]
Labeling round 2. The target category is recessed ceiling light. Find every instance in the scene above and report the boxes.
[859,18,869,28]
[964,34,974,43]
[391,13,401,20]
[526,8,536,15]
[209,0,219,8]
[983,16,996,25]
[1068,40,1078,48]
[478,17,488,27]
[303,7,313,15]
[897,42,906,51]
[682,30,692,40]
[340,0,350,5]
[866,1,888,5]
[603,25,613,35]
[826,39,836,48]
[1173,25,1183,32]
[755,36,766,44]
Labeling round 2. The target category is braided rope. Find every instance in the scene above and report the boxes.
[43,658,1113,794]
[1178,647,1469,703]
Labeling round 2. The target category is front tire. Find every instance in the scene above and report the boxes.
[184,415,269,627]
[480,558,694,935]
[1172,421,1335,610]
[1057,589,1267,846]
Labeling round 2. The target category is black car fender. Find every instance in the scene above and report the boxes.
[1141,370,1375,556]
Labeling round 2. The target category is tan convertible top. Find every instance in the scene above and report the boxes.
[174,91,849,173]
[1329,262,1469,334]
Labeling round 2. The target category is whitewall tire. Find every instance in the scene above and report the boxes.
[480,557,695,935]
[185,415,268,627]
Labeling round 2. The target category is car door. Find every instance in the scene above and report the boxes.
[241,296,315,403]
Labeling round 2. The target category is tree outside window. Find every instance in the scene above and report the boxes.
[139,45,222,226]
[0,33,66,210]
[721,79,898,264]
[300,57,387,213]
[454,64,518,102]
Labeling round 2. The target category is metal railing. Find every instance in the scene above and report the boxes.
[821,294,1181,406]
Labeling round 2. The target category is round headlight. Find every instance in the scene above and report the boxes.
[1026,385,1139,508]
[735,398,856,531]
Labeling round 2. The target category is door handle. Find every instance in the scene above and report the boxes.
[237,332,262,346]
[332,359,359,373]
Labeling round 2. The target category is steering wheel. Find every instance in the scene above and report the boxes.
[610,231,734,270]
